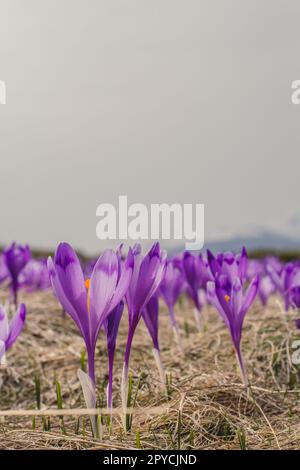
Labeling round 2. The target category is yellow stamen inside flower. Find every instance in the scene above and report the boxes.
[224,295,230,303]
[85,278,91,313]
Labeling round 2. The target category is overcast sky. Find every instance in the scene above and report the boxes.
[0,1,300,254]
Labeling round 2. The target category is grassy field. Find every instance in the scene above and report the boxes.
[0,288,300,450]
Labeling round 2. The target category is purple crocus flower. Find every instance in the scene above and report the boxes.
[48,243,133,384]
[20,259,51,292]
[265,256,283,274]
[0,304,26,364]
[207,247,248,285]
[246,259,265,279]
[122,243,166,412]
[223,249,248,284]
[48,243,133,437]
[258,275,275,306]
[207,274,259,386]
[182,252,212,331]
[103,301,124,416]
[267,262,300,311]
[159,260,185,348]
[182,252,202,311]
[3,243,31,306]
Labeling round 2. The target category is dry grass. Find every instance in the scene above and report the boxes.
[0,288,300,450]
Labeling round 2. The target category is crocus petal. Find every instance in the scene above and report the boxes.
[229,279,243,347]
[183,252,196,287]
[89,249,119,339]
[231,278,243,319]
[5,304,26,350]
[54,243,87,318]
[267,265,284,293]
[142,295,159,350]
[214,276,234,324]
[160,261,184,309]
[206,281,230,330]
[259,275,275,306]
[207,249,221,277]
[182,252,207,307]
[106,248,134,314]
[126,249,143,316]
[0,305,9,342]
[130,244,166,318]
[48,257,89,341]
[238,247,248,281]
[104,301,124,350]
[124,243,166,375]
[232,276,259,346]
[240,275,259,317]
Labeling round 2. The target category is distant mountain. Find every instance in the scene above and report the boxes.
[167,229,300,255]
[203,229,300,253]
